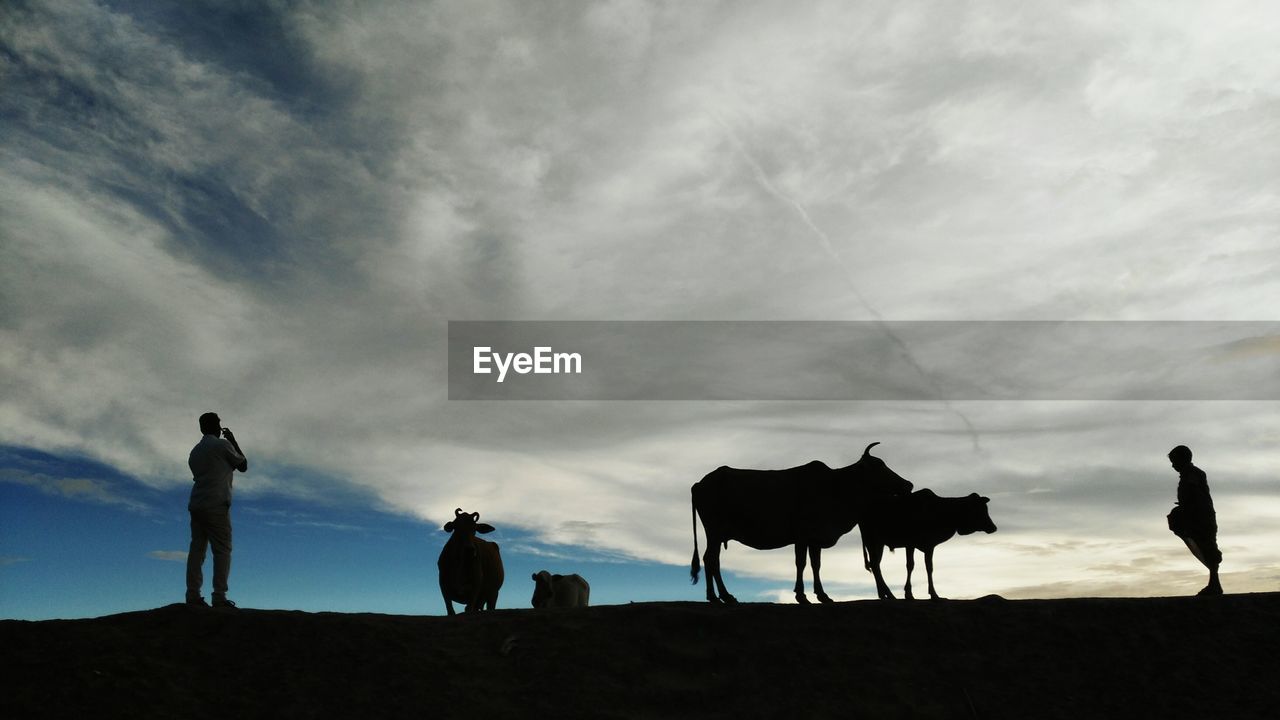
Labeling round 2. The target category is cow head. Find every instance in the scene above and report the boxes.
[531,570,555,608]
[851,442,914,496]
[956,494,997,535]
[443,508,495,543]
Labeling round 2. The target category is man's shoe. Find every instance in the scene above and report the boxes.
[212,597,238,609]
[1197,583,1224,596]
[186,596,210,607]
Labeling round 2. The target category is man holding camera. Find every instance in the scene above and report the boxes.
[186,412,248,608]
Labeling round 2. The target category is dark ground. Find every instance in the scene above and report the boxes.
[3,593,1278,719]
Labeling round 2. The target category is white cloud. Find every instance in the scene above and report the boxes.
[147,551,188,563]
[2,0,1279,600]
[0,468,150,513]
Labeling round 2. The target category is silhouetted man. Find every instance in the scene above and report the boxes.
[1166,445,1222,596]
[186,412,247,608]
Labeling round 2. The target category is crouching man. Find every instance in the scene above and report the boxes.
[1166,445,1222,597]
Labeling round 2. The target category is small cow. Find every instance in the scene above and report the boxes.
[437,508,504,615]
[530,571,590,608]
[860,489,996,600]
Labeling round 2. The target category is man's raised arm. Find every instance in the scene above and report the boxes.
[222,428,248,472]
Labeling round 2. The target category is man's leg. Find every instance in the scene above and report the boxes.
[1182,536,1207,566]
[1199,532,1223,595]
[204,507,233,603]
[187,511,209,602]
[1183,534,1223,595]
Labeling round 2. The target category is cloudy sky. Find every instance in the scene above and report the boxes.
[2,0,1278,619]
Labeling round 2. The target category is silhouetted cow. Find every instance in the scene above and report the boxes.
[690,442,914,604]
[530,571,590,608]
[438,508,504,615]
[860,489,996,600]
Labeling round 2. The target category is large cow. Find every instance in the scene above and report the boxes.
[690,442,914,604]
[530,571,590,608]
[437,508,504,615]
[860,489,997,600]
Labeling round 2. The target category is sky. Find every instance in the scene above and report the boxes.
[2,0,1279,620]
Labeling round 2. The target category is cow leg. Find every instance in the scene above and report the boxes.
[904,547,916,601]
[925,546,941,600]
[704,540,737,604]
[793,544,810,604]
[441,580,457,617]
[702,537,721,602]
[809,546,833,603]
[865,543,895,600]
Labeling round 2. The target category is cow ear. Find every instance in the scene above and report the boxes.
[982,496,990,504]
[443,521,455,531]
[476,523,496,534]
[531,573,538,581]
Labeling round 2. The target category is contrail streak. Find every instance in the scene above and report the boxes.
[715,113,984,453]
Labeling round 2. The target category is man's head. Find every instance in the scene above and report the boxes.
[199,412,222,436]
[1168,445,1193,471]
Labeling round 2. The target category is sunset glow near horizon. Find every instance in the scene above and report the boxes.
[3,0,1279,620]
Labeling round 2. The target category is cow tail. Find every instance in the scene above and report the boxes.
[690,489,701,585]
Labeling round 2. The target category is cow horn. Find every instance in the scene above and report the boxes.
[455,508,464,517]
[862,441,881,457]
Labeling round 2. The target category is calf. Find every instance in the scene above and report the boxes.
[530,571,590,608]
[861,489,996,600]
[437,508,504,615]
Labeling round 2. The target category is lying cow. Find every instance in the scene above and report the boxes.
[437,508,504,615]
[530,571,590,608]
[861,489,996,600]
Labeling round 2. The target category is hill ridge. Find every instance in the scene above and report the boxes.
[5,593,1278,719]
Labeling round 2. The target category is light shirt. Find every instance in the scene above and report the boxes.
[188,434,246,510]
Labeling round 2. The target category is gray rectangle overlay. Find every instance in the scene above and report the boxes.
[448,321,1280,400]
